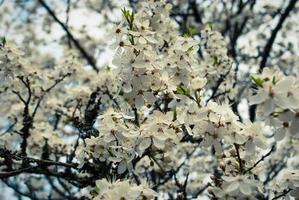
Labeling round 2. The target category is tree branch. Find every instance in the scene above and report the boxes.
[244,145,276,173]
[38,0,99,72]
[272,188,293,200]
[259,0,297,71]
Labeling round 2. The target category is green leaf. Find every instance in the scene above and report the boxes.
[121,8,134,30]
[207,21,213,30]
[176,84,185,95]
[176,83,190,96]
[105,65,111,71]
[184,26,197,37]
[90,189,99,196]
[185,88,190,96]
[272,76,278,85]
[251,76,264,87]
[194,90,201,108]
[213,56,220,66]
[121,8,135,45]
[0,36,6,47]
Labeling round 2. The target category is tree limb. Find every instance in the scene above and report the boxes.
[38,0,99,72]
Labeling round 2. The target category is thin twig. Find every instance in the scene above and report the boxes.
[244,145,276,173]
[38,0,98,72]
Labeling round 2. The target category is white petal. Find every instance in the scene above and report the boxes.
[290,119,299,137]
[235,134,247,144]
[96,179,109,191]
[274,127,286,141]
[255,138,268,149]
[240,183,252,195]
[123,82,132,93]
[213,140,222,154]
[152,137,165,149]
[226,181,239,192]
[142,20,150,27]
[139,37,147,44]
[222,176,237,182]
[249,92,268,105]
[274,95,288,109]
[135,95,144,108]
[185,125,193,136]
[133,60,147,69]
[263,99,275,116]
[245,140,255,155]
[274,77,294,92]
[145,36,158,44]
[288,95,299,109]
[143,92,156,104]
[139,138,152,150]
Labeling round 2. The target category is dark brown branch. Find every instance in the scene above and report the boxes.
[152,162,185,190]
[259,0,297,71]
[250,0,297,122]
[46,176,69,199]
[65,0,72,48]
[32,72,71,118]
[0,148,78,169]
[67,135,80,164]
[0,166,37,179]
[244,145,276,173]
[234,143,244,173]
[16,76,33,158]
[272,188,293,200]
[12,90,26,104]
[38,0,99,72]
[264,159,287,185]
[192,183,209,198]
[57,178,72,196]
[174,173,189,200]
[190,0,202,24]
[0,117,17,136]
[0,165,89,187]
[206,67,232,103]
[104,86,121,109]
[132,106,140,127]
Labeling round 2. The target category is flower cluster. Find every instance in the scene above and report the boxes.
[81,108,181,174]
[0,0,299,200]
[93,179,157,200]
[250,67,299,139]
[199,26,234,98]
[111,0,206,108]
[0,42,26,87]
[211,174,263,199]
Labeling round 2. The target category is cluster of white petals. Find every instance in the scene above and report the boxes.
[111,0,207,109]
[93,179,157,200]
[250,67,299,139]
[0,0,298,199]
